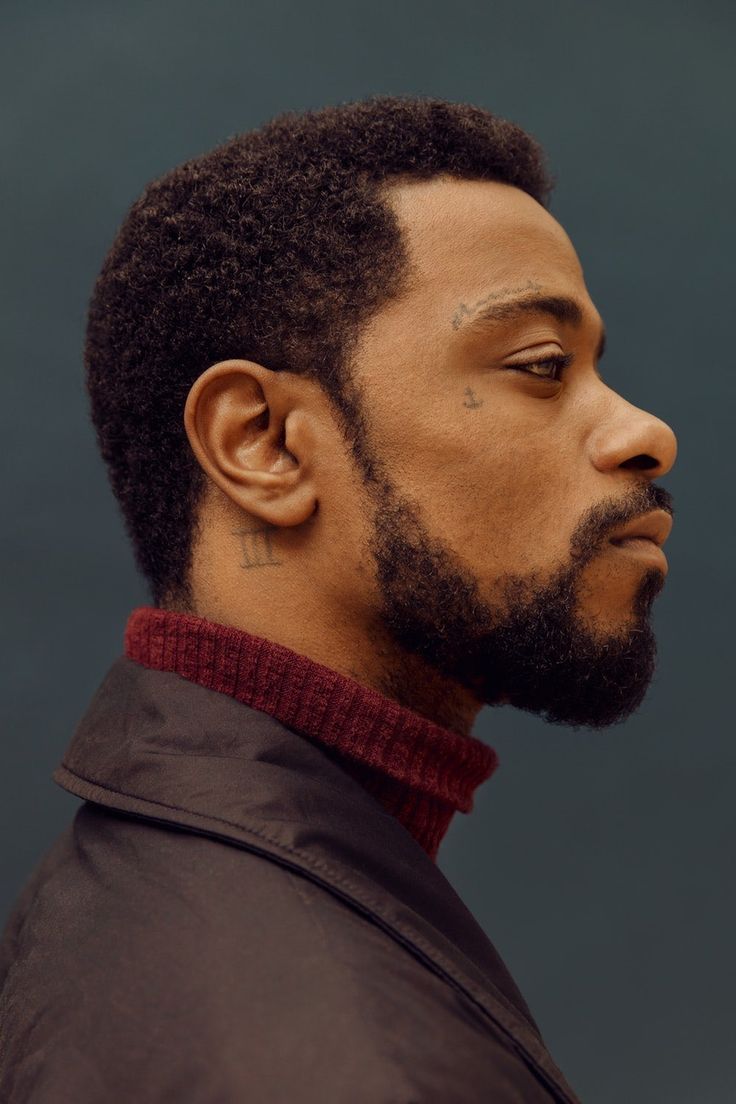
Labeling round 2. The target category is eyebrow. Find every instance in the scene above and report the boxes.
[455,293,607,363]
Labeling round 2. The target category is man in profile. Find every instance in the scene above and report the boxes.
[0,95,676,1101]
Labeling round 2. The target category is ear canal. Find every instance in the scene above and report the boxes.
[241,404,269,447]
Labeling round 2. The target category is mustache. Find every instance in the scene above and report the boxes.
[607,482,674,531]
[572,482,675,559]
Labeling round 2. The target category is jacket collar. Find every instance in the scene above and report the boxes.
[54,655,581,1104]
[123,603,500,862]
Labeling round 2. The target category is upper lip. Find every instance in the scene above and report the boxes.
[608,510,673,548]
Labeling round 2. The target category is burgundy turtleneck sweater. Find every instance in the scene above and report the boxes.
[124,606,499,861]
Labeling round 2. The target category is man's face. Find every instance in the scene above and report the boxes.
[347,175,677,729]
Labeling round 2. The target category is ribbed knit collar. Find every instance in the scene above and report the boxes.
[123,605,498,861]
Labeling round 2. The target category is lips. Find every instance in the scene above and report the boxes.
[608,510,673,548]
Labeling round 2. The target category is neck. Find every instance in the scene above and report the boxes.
[371,650,485,736]
[124,604,499,861]
[184,487,485,737]
[183,593,483,738]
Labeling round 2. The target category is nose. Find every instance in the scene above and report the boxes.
[588,395,678,479]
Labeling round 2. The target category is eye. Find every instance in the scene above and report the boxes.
[506,352,574,382]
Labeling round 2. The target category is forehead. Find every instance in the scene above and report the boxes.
[381,175,587,307]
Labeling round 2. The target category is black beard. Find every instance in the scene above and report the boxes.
[364,478,673,731]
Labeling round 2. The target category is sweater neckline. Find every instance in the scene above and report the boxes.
[123,605,498,861]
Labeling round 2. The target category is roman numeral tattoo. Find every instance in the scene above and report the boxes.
[232,525,282,569]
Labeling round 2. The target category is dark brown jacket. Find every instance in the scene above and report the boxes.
[0,656,582,1102]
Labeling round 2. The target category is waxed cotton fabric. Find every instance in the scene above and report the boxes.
[0,656,583,1102]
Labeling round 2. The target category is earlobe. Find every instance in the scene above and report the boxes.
[183,358,318,527]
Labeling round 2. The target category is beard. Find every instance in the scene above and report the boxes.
[362,473,674,731]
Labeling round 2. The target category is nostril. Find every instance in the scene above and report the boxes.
[621,454,659,472]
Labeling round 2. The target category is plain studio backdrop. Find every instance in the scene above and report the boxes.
[1,2,733,1101]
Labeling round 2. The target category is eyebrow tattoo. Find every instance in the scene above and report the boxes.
[451,280,542,329]
[452,291,607,363]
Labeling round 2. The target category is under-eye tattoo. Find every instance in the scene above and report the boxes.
[232,524,283,569]
[451,279,542,330]
[463,387,483,409]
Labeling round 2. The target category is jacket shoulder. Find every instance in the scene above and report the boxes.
[0,803,558,1102]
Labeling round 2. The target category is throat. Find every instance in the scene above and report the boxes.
[374,653,483,737]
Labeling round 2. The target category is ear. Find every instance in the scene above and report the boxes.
[183,358,318,527]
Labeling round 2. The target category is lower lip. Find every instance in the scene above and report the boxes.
[609,538,668,573]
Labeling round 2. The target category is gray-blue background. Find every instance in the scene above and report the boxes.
[2,2,733,1100]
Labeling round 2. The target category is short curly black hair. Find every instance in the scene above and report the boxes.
[85,94,555,611]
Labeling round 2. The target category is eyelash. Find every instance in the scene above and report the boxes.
[506,352,574,382]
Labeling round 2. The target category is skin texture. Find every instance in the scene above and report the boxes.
[182,176,677,737]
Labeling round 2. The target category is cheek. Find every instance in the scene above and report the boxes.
[397,426,570,573]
